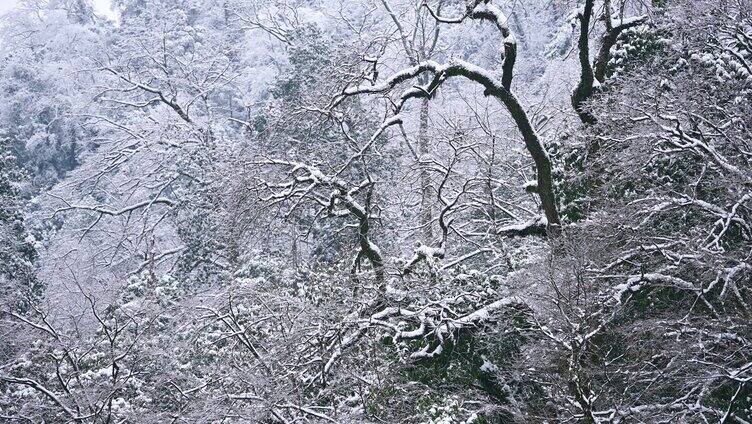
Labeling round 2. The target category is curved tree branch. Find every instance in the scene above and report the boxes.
[341,59,561,226]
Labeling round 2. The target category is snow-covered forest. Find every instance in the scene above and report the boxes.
[0,0,750,422]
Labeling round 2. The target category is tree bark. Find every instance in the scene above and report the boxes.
[571,0,598,125]
[418,98,434,242]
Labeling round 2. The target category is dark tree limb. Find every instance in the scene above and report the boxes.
[572,0,598,125]
[572,0,647,124]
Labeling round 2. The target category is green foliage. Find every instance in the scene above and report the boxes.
[0,136,40,313]
[606,24,670,80]
[548,136,590,222]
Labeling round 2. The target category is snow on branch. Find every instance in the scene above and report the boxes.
[422,0,516,89]
[100,66,193,124]
[312,295,526,379]
[51,197,176,218]
[261,159,385,284]
[337,58,561,225]
[0,375,92,421]
[496,215,548,237]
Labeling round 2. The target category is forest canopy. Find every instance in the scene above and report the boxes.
[0,0,750,423]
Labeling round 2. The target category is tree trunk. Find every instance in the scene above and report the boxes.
[571,0,598,125]
[418,98,433,242]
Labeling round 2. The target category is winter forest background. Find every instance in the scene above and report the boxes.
[0,0,750,422]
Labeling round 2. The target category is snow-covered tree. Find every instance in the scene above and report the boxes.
[1,0,749,422]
